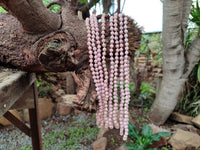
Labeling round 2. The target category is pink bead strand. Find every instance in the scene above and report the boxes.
[86,14,130,141]
[123,16,130,141]
[94,14,106,127]
[118,13,125,136]
[113,13,120,129]
[90,15,104,127]
[101,14,109,128]
[108,15,115,129]
[86,18,101,126]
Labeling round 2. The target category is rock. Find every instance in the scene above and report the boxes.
[0,110,22,126]
[38,97,55,120]
[93,137,107,150]
[97,127,109,139]
[171,124,200,134]
[169,129,200,150]
[116,145,128,150]
[56,102,72,115]
[62,94,76,106]
[23,97,54,122]
[170,112,193,125]
[49,86,65,102]
[192,114,200,128]
[148,123,170,134]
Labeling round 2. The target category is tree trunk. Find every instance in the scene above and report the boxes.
[0,0,141,111]
[148,0,200,125]
[0,0,88,72]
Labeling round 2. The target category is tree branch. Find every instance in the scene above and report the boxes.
[181,0,193,44]
[183,36,200,78]
[0,0,61,34]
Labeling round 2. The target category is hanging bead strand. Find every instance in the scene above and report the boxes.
[86,14,130,141]
[118,13,125,136]
[123,16,130,141]
[94,14,105,127]
[108,16,115,129]
[86,17,101,126]
[101,14,109,128]
[113,13,120,129]
[90,14,103,127]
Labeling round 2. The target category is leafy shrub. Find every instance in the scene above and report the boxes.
[125,123,170,150]
[177,64,200,117]
[138,82,156,108]
[36,78,52,98]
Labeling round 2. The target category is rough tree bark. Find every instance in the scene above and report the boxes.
[0,0,88,72]
[0,0,141,111]
[149,0,200,125]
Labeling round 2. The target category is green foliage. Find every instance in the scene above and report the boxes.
[43,128,66,150]
[184,27,199,50]
[0,7,7,13]
[137,33,163,65]
[21,145,31,150]
[129,82,136,101]
[125,123,171,150]
[178,0,200,117]
[177,63,200,117]
[43,0,60,13]
[49,4,61,13]
[190,1,200,27]
[185,0,200,50]
[128,82,156,108]
[111,138,115,143]
[36,79,43,87]
[36,78,52,98]
[139,82,156,108]
[197,63,200,82]
[64,125,99,149]
[78,0,88,4]
[62,115,99,149]
[161,147,169,150]
[140,82,156,98]
[129,83,136,93]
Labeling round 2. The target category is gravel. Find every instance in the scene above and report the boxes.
[0,113,97,150]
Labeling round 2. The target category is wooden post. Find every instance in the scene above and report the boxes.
[29,81,43,150]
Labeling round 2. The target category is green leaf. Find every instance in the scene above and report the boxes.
[197,64,200,82]
[78,0,88,4]
[141,125,153,137]
[128,123,139,140]
[125,143,144,150]
[0,7,7,13]
[151,132,171,141]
